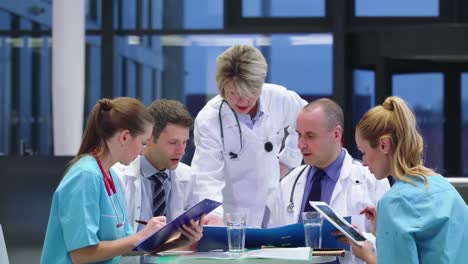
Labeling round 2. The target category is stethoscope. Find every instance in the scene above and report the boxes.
[286,161,368,214]
[218,100,273,159]
[95,154,126,228]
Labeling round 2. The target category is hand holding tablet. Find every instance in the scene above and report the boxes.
[309,201,366,246]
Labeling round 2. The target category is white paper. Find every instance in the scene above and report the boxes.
[182,247,311,261]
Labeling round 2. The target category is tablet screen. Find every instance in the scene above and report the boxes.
[315,204,366,242]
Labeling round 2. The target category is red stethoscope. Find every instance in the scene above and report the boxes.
[94,152,126,228]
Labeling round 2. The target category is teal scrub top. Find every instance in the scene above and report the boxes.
[41,155,134,264]
[376,174,468,264]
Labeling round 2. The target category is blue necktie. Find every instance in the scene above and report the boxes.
[304,169,326,212]
[152,172,168,217]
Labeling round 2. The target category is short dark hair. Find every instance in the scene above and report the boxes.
[147,99,193,140]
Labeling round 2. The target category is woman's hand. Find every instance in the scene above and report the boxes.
[330,225,360,245]
[360,206,377,235]
[351,240,377,264]
[137,216,166,241]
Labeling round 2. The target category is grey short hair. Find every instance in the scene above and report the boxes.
[216,45,267,98]
[304,98,344,130]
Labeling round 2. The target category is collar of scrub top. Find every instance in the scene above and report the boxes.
[93,149,126,228]
[218,98,273,159]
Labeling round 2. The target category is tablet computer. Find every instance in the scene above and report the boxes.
[133,198,222,252]
[309,201,366,246]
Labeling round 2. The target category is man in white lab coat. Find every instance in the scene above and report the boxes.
[190,44,307,227]
[269,98,390,264]
[113,99,195,232]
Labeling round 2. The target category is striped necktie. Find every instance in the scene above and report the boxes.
[152,172,168,217]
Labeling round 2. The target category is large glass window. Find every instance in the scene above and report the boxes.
[242,0,325,17]
[118,0,223,30]
[462,73,468,176]
[352,69,375,158]
[355,0,439,17]
[393,73,444,173]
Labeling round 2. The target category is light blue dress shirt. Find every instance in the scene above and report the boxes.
[237,98,264,129]
[376,174,468,264]
[41,155,133,264]
[300,149,346,214]
[138,155,171,231]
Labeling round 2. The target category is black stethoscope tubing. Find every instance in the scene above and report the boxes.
[287,165,309,213]
[219,100,243,155]
[218,100,273,158]
[286,161,367,213]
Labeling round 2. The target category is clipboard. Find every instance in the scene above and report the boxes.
[133,198,222,252]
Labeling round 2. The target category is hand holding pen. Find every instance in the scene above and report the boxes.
[135,216,167,241]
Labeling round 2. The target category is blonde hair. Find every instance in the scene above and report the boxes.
[356,96,434,185]
[216,44,267,98]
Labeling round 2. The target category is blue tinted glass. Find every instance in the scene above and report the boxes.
[393,73,444,172]
[462,74,468,176]
[243,0,325,17]
[185,0,223,29]
[0,9,10,30]
[353,70,375,157]
[269,34,332,96]
[356,0,439,17]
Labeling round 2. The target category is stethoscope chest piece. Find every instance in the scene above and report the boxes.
[287,202,294,213]
[264,141,273,152]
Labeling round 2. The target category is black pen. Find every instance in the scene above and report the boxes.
[135,220,148,225]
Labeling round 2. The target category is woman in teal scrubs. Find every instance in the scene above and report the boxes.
[351,96,468,264]
[41,97,204,264]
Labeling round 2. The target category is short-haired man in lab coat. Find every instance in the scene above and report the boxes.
[269,98,390,264]
[113,99,195,231]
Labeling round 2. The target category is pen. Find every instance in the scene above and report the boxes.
[135,220,148,225]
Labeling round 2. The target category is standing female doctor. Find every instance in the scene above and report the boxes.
[41,98,203,264]
[190,44,307,227]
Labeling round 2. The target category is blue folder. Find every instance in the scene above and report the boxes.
[198,217,351,252]
[133,198,222,252]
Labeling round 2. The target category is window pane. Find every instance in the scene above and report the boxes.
[185,0,223,29]
[352,69,375,158]
[119,0,223,30]
[243,0,325,17]
[356,0,439,17]
[393,73,444,172]
[462,73,468,176]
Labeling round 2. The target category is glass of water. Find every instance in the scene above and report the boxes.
[302,211,323,248]
[224,212,247,253]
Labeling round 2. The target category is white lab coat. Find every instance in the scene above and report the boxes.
[190,83,307,227]
[113,156,194,231]
[270,149,390,264]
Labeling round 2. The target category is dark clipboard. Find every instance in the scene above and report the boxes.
[133,198,222,252]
